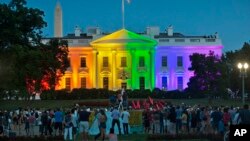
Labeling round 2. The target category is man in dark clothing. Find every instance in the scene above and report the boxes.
[41,111,48,135]
[78,106,91,141]
[239,104,250,124]
[211,107,222,133]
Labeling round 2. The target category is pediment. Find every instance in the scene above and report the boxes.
[90,29,157,47]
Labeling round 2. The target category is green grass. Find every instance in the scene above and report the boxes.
[0,98,249,110]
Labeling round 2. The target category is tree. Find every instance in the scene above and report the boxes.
[0,0,46,51]
[0,0,46,97]
[223,42,250,97]
[40,39,69,92]
[0,0,69,98]
[187,51,228,98]
[24,39,69,94]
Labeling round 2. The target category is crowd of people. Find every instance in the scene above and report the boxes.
[0,104,131,141]
[0,99,250,141]
[142,104,250,135]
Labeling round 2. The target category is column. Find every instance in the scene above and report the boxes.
[112,50,117,90]
[131,50,136,89]
[150,50,155,90]
[92,50,97,88]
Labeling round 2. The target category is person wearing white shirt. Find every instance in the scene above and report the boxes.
[121,108,130,135]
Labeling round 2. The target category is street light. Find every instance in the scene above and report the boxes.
[237,62,248,105]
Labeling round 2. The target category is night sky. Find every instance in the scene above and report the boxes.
[2,0,250,52]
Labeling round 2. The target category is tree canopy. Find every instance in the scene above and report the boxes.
[0,0,69,97]
[186,51,228,97]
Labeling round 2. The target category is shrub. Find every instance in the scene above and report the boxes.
[39,88,205,100]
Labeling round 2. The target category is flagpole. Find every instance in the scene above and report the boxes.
[122,0,125,29]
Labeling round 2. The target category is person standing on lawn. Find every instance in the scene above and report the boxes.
[54,108,63,136]
[111,106,121,135]
[95,109,107,141]
[79,106,91,141]
[64,111,73,141]
[121,108,130,135]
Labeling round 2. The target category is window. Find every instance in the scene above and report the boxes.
[205,39,216,42]
[159,39,169,42]
[139,77,145,90]
[121,82,127,89]
[177,76,183,90]
[162,56,167,67]
[121,57,127,67]
[177,56,183,67]
[103,77,109,89]
[162,77,168,90]
[139,56,145,67]
[103,57,108,67]
[190,39,200,42]
[65,78,71,90]
[175,39,185,42]
[80,77,86,88]
[80,57,86,68]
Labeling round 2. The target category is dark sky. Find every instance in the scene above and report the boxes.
[2,0,250,52]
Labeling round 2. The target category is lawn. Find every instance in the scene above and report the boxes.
[0,98,248,110]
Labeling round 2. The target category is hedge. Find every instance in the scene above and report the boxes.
[40,88,205,100]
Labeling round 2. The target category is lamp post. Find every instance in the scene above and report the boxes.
[237,62,248,105]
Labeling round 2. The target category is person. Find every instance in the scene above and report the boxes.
[111,106,121,135]
[239,104,250,124]
[0,111,4,137]
[175,105,182,134]
[232,108,241,125]
[159,110,164,134]
[24,114,30,136]
[210,107,222,134]
[95,109,107,141]
[0,123,3,137]
[64,111,73,141]
[79,106,91,141]
[71,108,78,141]
[28,112,36,136]
[121,108,130,135]
[143,109,150,133]
[222,108,230,128]
[122,89,128,109]
[54,108,63,136]
[168,106,176,135]
[117,91,123,110]
[47,114,53,136]
[41,111,48,135]
[12,112,18,130]
[181,110,188,133]
[109,128,118,141]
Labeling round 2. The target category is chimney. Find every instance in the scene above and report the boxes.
[146,26,159,37]
[167,25,173,36]
[74,26,81,37]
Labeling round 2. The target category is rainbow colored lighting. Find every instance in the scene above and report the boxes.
[56,29,222,91]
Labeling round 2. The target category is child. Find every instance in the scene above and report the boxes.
[109,128,117,141]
